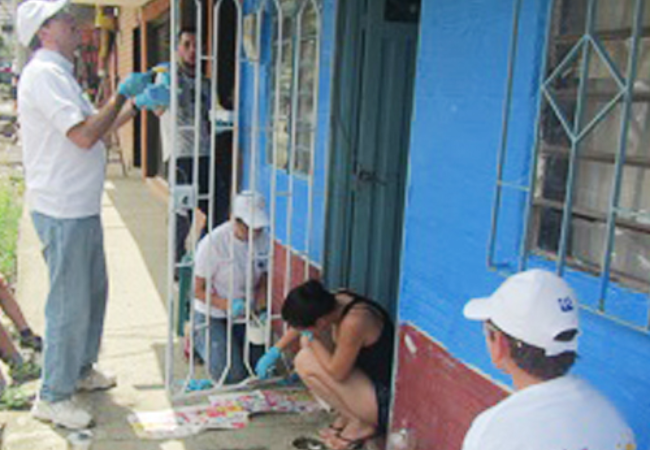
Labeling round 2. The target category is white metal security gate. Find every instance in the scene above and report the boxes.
[165,0,322,398]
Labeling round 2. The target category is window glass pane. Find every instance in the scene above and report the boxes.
[266,0,319,175]
[556,0,588,36]
[573,159,614,215]
[532,0,650,304]
[534,205,565,255]
[619,165,650,221]
[611,226,650,290]
[385,0,421,23]
[569,216,605,273]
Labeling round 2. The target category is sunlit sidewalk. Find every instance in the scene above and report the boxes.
[3,166,326,450]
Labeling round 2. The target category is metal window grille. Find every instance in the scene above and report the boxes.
[266,0,321,176]
[489,0,650,329]
[166,0,322,398]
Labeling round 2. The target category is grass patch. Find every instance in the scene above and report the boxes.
[0,175,23,283]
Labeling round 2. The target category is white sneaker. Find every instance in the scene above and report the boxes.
[77,368,117,392]
[31,398,94,429]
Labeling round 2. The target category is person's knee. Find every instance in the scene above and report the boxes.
[294,347,321,378]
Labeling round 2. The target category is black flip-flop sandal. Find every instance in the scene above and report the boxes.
[327,432,379,450]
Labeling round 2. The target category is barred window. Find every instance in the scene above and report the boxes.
[490,0,650,327]
[266,0,320,176]
[533,0,650,295]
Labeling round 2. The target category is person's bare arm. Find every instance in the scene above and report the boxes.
[106,100,138,136]
[305,314,367,382]
[275,327,300,351]
[194,276,229,310]
[66,93,127,149]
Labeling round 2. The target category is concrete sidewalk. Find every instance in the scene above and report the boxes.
[1,166,327,449]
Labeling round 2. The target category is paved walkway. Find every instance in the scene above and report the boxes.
[0,164,327,449]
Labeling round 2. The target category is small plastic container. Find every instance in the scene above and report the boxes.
[67,430,93,450]
[387,428,417,450]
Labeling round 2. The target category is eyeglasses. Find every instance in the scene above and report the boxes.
[483,320,501,341]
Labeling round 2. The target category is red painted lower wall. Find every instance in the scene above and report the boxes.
[270,241,321,337]
[391,324,507,450]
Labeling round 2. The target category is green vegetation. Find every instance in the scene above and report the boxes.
[0,176,23,282]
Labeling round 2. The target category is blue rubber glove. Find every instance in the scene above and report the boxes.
[255,346,281,379]
[118,72,154,97]
[186,379,213,391]
[134,84,170,110]
[153,62,171,88]
[231,298,246,318]
[257,311,268,324]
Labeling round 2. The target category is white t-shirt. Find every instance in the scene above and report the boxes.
[193,221,270,319]
[462,375,635,450]
[18,49,106,219]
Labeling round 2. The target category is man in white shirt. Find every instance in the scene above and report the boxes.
[16,0,151,429]
[192,191,269,383]
[462,269,636,450]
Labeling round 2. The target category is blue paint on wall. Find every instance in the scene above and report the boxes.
[399,0,650,447]
[238,0,336,265]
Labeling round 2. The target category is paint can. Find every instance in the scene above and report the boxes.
[247,320,265,345]
[67,430,93,450]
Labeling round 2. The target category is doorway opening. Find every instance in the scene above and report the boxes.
[324,0,421,319]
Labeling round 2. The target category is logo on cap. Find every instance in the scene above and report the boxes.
[558,296,574,313]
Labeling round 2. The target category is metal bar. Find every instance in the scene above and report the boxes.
[165,0,181,395]
[576,89,624,142]
[518,0,556,271]
[542,34,586,91]
[191,0,208,389]
[303,0,322,280]
[284,0,301,298]
[265,2,285,352]
[598,0,645,314]
[496,181,530,192]
[221,0,248,387]
[543,87,576,141]
[587,34,626,90]
[556,0,597,276]
[488,0,522,269]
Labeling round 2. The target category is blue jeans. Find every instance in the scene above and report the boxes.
[31,212,108,402]
[193,312,263,383]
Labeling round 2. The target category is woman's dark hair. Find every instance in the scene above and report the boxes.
[281,279,337,328]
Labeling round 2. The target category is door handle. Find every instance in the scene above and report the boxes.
[356,168,386,186]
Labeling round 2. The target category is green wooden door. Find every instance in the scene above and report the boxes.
[325,0,420,317]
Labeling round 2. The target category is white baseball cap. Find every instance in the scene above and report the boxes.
[464,269,579,356]
[232,190,269,229]
[17,0,70,47]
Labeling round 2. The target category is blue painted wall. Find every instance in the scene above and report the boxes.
[238,0,336,265]
[399,0,650,447]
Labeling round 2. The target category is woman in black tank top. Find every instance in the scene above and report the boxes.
[255,280,394,450]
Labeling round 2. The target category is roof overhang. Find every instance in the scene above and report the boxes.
[72,0,151,7]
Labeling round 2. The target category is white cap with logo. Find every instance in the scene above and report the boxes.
[232,190,269,229]
[463,269,579,356]
[17,0,70,47]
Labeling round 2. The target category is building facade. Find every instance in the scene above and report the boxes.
[116,1,650,449]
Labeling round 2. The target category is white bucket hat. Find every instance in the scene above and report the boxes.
[232,190,269,229]
[17,0,70,47]
[464,269,579,356]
